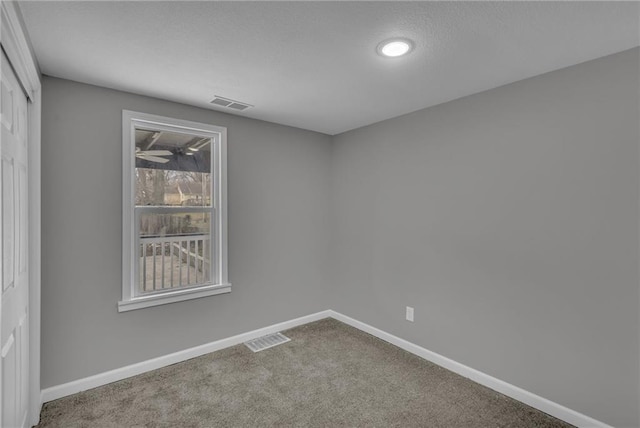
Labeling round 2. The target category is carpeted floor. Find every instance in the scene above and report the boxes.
[37,319,573,427]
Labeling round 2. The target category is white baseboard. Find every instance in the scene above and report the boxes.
[41,310,332,403]
[41,308,611,428]
[328,310,612,428]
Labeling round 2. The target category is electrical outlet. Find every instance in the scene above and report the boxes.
[406,306,414,322]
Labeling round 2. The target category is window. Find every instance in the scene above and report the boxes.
[119,111,229,312]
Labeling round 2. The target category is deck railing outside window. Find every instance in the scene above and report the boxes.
[139,234,211,293]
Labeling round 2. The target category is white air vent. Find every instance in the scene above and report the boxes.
[210,96,253,111]
[210,98,232,107]
[227,102,250,111]
[244,332,290,353]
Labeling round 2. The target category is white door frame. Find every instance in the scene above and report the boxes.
[1,2,42,426]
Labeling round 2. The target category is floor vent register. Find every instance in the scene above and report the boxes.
[244,332,291,352]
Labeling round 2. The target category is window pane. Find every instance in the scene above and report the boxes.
[135,169,212,207]
[134,128,212,207]
[140,212,210,238]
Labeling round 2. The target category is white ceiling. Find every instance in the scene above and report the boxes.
[19,1,639,135]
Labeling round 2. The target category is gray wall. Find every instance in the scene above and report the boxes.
[330,48,639,428]
[41,77,333,388]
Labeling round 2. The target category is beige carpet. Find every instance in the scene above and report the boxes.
[37,319,573,427]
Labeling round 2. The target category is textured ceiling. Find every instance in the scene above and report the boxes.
[19,1,639,135]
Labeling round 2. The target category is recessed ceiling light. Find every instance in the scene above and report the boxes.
[377,38,414,58]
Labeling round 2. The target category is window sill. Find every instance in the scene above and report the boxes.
[118,283,231,312]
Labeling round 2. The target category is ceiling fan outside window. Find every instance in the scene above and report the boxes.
[135,147,172,164]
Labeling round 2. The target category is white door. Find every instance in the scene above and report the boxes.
[0,49,29,428]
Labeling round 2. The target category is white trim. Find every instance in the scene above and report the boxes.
[122,110,135,302]
[40,309,612,428]
[0,2,42,426]
[328,310,613,428]
[218,125,228,286]
[41,310,332,402]
[27,84,42,428]
[121,110,229,310]
[0,2,40,98]
[118,283,231,312]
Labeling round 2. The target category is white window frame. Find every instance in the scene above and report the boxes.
[119,110,230,312]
